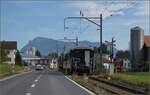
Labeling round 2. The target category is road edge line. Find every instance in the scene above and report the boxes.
[65,76,95,95]
[0,71,33,82]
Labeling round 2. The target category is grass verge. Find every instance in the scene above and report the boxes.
[0,63,32,79]
[110,72,150,89]
[69,75,114,95]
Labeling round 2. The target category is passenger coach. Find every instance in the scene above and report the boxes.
[68,46,94,74]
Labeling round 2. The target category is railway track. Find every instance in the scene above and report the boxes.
[89,76,149,95]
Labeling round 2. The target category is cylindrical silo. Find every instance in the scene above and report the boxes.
[130,26,144,71]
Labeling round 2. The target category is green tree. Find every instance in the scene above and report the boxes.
[0,48,8,63]
[116,50,130,59]
[101,44,109,54]
[94,44,109,54]
[35,50,41,57]
[48,53,58,58]
[15,50,22,66]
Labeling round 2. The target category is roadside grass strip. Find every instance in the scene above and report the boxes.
[66,75,115,95]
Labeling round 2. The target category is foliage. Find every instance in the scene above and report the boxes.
[92,60,107,75]
[94,44,109,54]
[0,63,30,79]
[48,53,58,58]
[139,61,150,72]
[35,50,41,57]
[70,75,113,95]
[0,63,12,74]
[116,50,130,59]
[15,50,22,66]
[64,53,69,60]
[0,48,8,63]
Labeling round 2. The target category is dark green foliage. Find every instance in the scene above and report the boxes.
[15,50,22,66]
[48,53,58,58]
[35,50,41,57]
[101,44,109,54]
[116,50,130,59]
[139,61,150,72]
[94,44,109,54]
[64,53,69,60]
[0,48,8,63]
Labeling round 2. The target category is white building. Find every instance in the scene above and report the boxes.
[21,46,51,66]
[94,53,114,75]
[122,59,131,71]
[103,55,114,75]
[50,58,58,69]
[26,47,36,56]
[0,41,17,64]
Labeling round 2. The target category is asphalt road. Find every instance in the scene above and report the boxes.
[0,71,93,95]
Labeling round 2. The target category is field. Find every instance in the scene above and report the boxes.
[111,72,150,88]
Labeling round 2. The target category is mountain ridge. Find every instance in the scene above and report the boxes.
[21,37,100,55]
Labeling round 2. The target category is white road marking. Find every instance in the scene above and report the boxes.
[26,93,31,95]
[37,75,42,80]
[34,79,38,82]
[65,76,95,95]
[31,84,35,88]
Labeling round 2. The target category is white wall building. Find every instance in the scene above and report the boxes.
[21,46,51,66]
[7,49,17,64]
[0,41,17,64]
[26,47,36,56]
[123,59,131,71]
[50,58,58,69]
[22,55,51,66]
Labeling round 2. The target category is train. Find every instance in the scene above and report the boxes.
[59,46,94,75]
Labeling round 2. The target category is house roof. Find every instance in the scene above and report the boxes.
[0,41,17,50]
[144,36,150,47]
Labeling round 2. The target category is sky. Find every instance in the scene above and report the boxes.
[0,0,150,50]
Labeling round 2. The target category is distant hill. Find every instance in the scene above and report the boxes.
[21,37,100,55]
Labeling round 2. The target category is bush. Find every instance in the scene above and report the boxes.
[15,50,22,66]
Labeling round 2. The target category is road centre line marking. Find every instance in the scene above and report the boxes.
[65,76,95,95]
[26,93,31,95]
[37,75,42,80]
[34,79,38,82]
[31,84,35,88]
[33,75,42,83]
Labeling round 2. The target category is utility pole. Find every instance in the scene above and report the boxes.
[105,37,116,63]
[59,37,78,74]
[56,41,59,57]
[76,36,78,46]
[63,40,66,74]
[111,37,116,63]
[100,14,103,67]
[105,37,116,75]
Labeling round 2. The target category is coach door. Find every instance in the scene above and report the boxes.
[85,50,90,67]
